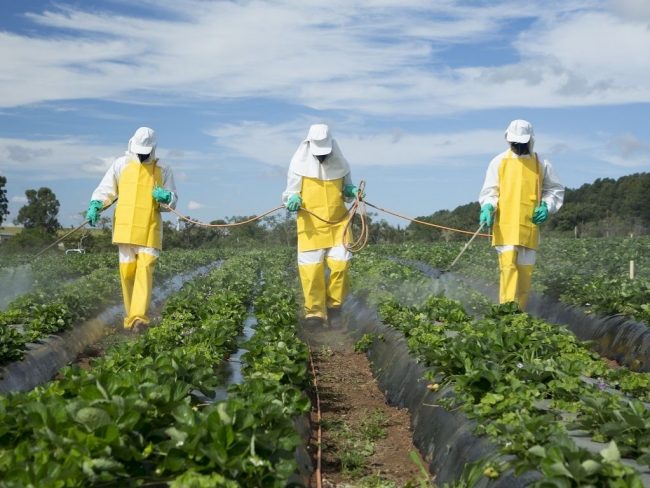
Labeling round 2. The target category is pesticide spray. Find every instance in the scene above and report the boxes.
[0,202,115,309]
[0,264,34,309]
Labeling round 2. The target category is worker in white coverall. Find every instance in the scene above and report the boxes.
[283,124,363,327]
[85,127,177,332]
[479,119,564,309]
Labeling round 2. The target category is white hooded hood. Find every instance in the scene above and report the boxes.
[126,126,157,161]
[505,119,535,151]
[288,124,350,180]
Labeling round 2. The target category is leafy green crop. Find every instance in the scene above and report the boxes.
[0,249,312,487]
[0,248,223,365]
[374,237,650,326]
[352,254,649,487]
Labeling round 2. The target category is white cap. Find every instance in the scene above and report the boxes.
[128,127,157,154]
[307,124,332,156]
[505,119,534,144]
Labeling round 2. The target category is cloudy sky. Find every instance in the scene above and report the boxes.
[1,0,649,229]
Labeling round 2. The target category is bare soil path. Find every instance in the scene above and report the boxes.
[301,324,432,488]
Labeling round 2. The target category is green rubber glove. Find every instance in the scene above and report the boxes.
[152,186,172,204]
[343,184,365,199]
[532,201,548,224]
[85,200,104,227]
[479,204,494,226]
[286,194,302,212]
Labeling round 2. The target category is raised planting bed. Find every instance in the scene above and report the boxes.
[408,258,650,373]
[238,253,314,486]
[0,250,314,487]
[0,261,221,393]
[343,297,539,487]
[348,254,650,487]
[0,249,223,369]
[376,238,650,326]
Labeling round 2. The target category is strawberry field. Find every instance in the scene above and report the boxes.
[380,236,650,326]
[349,252,650,487]
[0,250,310,487]
[1,238,650,487]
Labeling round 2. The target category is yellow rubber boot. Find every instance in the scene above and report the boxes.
[326,257,350,309]
[516,264,534,310]
[498,250,518,304]
[125,253,157,328]
[119,261,137,327]
[298,262,327,319]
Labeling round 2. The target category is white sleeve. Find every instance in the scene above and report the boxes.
[478,156,501,208]
[90,159,120,205]
[541,158,564,214]
[282,171,302,205]
[160,166,178,211]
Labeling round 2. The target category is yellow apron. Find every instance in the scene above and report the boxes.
[113,159,163,249]
[297,177,349,252]
[492,152,542,250]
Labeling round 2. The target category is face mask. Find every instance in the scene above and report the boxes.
[510,143,530,156]
[137,153,151,163]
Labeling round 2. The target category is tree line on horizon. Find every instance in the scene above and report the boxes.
[406,172,650,241]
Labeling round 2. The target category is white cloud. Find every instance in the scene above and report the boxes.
[0,136,208,181]
[608,0,650,20]
[11,195,27,204]
[518,12,650,88]
[187,200,205,210]
[599,133,650,168]
[0,1,648,114]
[0,137,121,179]
[208,119,582,169]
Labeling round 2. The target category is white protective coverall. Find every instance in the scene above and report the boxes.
[282,124,355,322]
[479,120,564,308]
[91,127,177,329]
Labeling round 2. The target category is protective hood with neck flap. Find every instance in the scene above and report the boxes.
[126,126,157,162]
[288,124,350,180]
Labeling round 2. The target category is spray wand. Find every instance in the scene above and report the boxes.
[33,201,115,259]
[445,221,487,271]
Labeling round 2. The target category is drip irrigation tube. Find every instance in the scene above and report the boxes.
[307,345,322,488]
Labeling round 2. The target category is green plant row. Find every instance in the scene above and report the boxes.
[551,274,650,325]
[0,252,259,486]
[374,237,650,326]
[0,248,222,366]
[1,250,314,487]
[30,252,117,284]
[223,254,311,486]
[0,252,110,273]
[162,251,312,487]
[352,255,648,486]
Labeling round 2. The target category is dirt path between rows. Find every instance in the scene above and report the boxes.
[301,324,431,487]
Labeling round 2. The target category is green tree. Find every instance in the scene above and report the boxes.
[0,176,8,227]
[262,212,297,247]
[405,203,480,242]
[14,187,61,234]
[223,215,267,244]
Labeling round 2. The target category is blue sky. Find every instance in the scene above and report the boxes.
[1,0,649,229]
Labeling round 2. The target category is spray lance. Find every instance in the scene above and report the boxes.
[32,200,116,259]
[444,206,494,272]
[445,221,487,272]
